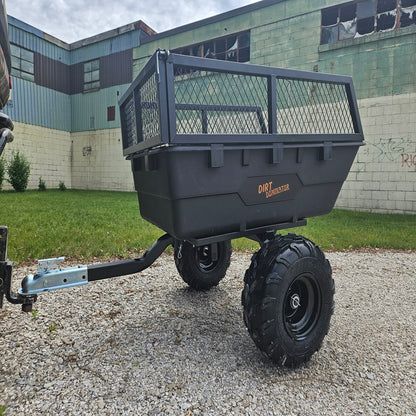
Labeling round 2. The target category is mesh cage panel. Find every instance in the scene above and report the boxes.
[275,79,355,134]
[120,93,137,150]
[140,73,160,142]
[120,72,160,151]
[174,67,269,134]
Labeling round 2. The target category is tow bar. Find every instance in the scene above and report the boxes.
[0,226,173,312]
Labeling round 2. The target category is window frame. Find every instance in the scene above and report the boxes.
[10,43,35,82]
[83,59,100,92]
[321,0,416,45]
[172,31,251,63]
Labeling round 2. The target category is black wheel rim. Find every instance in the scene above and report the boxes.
[283,274,321,340]
[195,244,218,272]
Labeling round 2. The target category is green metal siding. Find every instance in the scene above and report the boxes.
[8,16,71,64]
[133,0,416,102]
[69,31,142,64]
[3,77,71,131]
[71,84,130,132]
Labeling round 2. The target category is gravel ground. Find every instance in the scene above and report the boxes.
[0,250,415,415]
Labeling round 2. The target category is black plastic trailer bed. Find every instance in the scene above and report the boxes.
[0,50,364,367]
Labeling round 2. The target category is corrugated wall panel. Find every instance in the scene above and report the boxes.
[70,31,140,64]
[71,84,130,132]
[8,20,71,64]
[3,78,71,131]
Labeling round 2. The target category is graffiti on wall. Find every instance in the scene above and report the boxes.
[355,137,415,174]
[401,153,416,168]
[372,138,406,163]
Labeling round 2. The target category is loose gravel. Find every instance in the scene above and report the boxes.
[0,250,415,415]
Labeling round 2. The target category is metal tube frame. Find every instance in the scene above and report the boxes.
[119,50,364,155]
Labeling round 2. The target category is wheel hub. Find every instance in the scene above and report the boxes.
[284,274,321,340]
[289,293,301,310]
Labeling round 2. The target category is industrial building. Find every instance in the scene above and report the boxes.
[3,0,416,213]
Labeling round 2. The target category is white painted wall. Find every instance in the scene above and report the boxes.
[1,122,72,190]
[336,93,416,213]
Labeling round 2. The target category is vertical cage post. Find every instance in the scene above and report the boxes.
[267,75,277,135]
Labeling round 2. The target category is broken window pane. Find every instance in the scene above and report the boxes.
[402,0,416,7]
[203,41,215,57]
[400,5,416,27]
[377,12,396,31]
[357,0,376,19]
[216,38,226,53]
[238,33,250,48]
[340,4,356,22]
[172,31,250,63]
[340,19,357,39]
[322,7,338,26]
[239,47,250,62]
[377,0,396,14]
[321,26,338,44]
[357,16,375,35]
[226,36,238,60]
[192,45,202,57]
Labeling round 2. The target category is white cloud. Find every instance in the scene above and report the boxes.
[6,0,260,43]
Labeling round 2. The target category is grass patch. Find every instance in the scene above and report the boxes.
[233,209,416,252]
[0,190,415,264]
[0,190,164,263]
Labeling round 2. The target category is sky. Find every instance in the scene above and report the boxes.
[6,0,260,44]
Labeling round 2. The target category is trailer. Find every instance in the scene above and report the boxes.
[0,50,364,367]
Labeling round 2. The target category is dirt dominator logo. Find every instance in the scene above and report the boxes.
[238,174,299,206]
[258,181,290,199]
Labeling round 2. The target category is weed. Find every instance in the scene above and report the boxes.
[0,158,5,191]
[32,310,38,320]
[0,405,6,415]
[59,181,67,191]
[49,324,57,332]
[38,177,46,191]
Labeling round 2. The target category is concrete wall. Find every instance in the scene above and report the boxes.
[338,93,416,213]
[71,128,133,191]
[1,124,133,192]
[1,122,72,190]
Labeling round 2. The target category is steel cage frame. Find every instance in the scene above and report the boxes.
[119,50,364,156]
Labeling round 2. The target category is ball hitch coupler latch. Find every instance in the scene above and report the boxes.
[19,257,88,296]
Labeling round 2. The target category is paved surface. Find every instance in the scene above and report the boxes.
[1,250,415,415]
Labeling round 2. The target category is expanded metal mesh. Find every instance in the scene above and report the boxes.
[275,79,355,134]
[140,73,160,141]
[172,66,355,136]
[120,93,137,149]
[121,73,160,150]
[173,67,269,135]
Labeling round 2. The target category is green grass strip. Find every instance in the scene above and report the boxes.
[1,190,415,264]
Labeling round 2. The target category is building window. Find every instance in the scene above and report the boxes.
[172,31,250,63]
[321,0,416,45]
[10,44,34,82]
[84,59,100,91]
